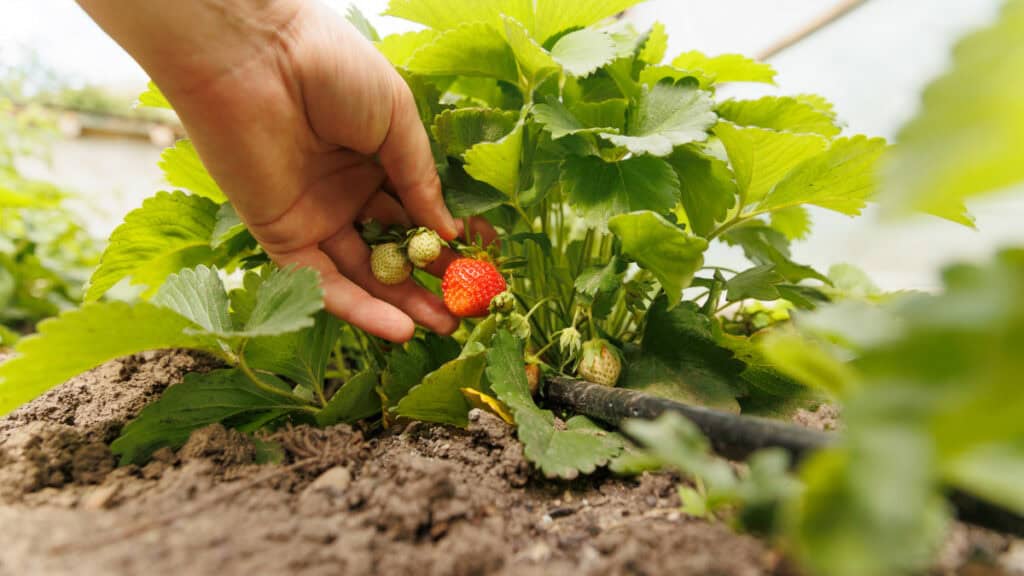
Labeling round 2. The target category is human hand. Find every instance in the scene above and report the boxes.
[79,0,461,342]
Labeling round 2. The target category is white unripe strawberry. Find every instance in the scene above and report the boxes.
[577,338,622,387]
[406,229,443,268]
[371,242,412,285]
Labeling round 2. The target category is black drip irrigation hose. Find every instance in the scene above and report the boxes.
[543,376,1024,537]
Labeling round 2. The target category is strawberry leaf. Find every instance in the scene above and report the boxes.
[637,22,668,65]
[724,222,828,284]
[443,162,509,217]
[380,333,461,408]
[159,139,226,202]
[670,50,776,85]
[532,97,618,139]
[714,122,827,207]
[533,0,646,43]
[407,23,519,84]
[622,297,745,412]
[111,368,308,465]
[717,95,841,137]
[503,16,561,84]
[769,206,813,241]
[725,264,786,302]
[667,147,737,237]
[600,81,716,157]
[550,28,617,77]
[486,330,624,479]
[608,211,708,306]
[0,301,219,415]
[137,81,171,109]
[880,2,1024,227]
[464,121,524,196]
[85,191,223,301]
[431,108,518,157]
[246,310,340,397]
[315,370,381,426]
[756,136,888,217]
[393,349,488,427]
[153,265,232,334]
[376,30,441,68]
[561,155,680,227]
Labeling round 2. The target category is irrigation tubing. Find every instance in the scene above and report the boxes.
[543,376,1024,537]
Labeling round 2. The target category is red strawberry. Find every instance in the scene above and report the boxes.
[441,258,507,317]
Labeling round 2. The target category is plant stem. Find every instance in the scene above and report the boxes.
[237,341,315,406]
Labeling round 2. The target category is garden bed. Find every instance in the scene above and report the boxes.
[0,351,1020,576]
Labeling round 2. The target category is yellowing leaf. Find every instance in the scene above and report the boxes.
[460,387,514,424]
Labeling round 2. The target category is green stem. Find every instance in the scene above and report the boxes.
[237,341,316,407]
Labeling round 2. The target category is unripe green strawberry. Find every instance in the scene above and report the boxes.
[371,242,412,285]
[577,338,622,387]
[406,228,443,268]
[441,258,507,317]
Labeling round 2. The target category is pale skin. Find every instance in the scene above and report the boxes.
[76,0,466,342]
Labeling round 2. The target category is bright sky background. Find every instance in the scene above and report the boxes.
[2,0,1021,290]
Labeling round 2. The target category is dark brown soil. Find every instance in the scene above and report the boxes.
[0,351,1019,576]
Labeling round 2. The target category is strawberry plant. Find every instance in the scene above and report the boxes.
[0,0,887,472]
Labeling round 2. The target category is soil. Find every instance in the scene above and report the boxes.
[0,350,1019,576]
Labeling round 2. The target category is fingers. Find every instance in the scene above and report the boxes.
[267,245,417,342]
[377,73,459,241]
[321,225,459,336]
[358,190,411,228]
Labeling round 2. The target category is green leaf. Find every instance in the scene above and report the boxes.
[111,369,307,465]
[724,222,828,284]
[239,265,323,337]
[600,81,717,157]
[443,162,509,217]
[622,298,745,412]
[533,0,645,43]
[153,265,232,334]
[486,330,624,478]
[638,22,668,64]
[315,370,382,426]
[756,136,888,217]
[550,28,617,77]
[464,121,524,196]
[407,23,519,84]
[623,411,736,490]
[159,140,226,202]
[769,206,812,240]
[945,441,1024,514]
[670,50,776,84]
[608,211,708,305]
[393,350,487,427]
[561,155,680,227]
[431,108,518,157]
[384,0,532,36]
[638,65,715,91]
[714,122,827,206]
[380,333,460,408]
[85,191,221,301]
[0,301,218,416]
[716,96,841,137]
[137,81,172,109]
[532,99,620,139]
[726,264,785,302]
[759,330,856,397]
[211,202,245,248]
[666,147,737,237]
[246,310,340,394]
[345,5,380,42]
[575,256,627,318]
[880,1,1024,226]
[376,30,441,68]
[503,16,560,84]
[570,99,628,132]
